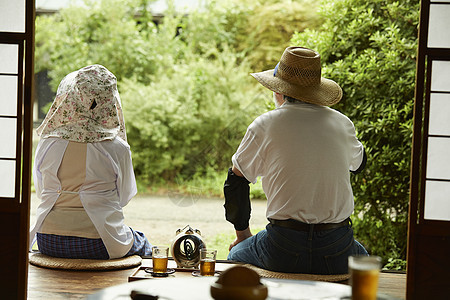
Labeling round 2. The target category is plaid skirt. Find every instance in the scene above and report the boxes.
[36,227,152,259]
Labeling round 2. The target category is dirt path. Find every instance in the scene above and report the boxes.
[30,193,268,248]
[123,194,268,244]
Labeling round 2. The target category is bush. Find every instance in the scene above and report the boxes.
[121,49,265,183]
[291,0,419,266]
[35,0,166,88]
[200,0,322,71]
[35,0,317,185]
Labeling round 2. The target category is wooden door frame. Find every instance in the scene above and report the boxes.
[407,0,450,298]
[0,0,35,299]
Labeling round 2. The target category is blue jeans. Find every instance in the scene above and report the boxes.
[227,224,368,274]
[126,228,153,257]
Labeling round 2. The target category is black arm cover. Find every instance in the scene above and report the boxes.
[351,148,367,175]
[223,168,251,231]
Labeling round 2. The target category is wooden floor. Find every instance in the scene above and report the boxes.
[27,257,406,299]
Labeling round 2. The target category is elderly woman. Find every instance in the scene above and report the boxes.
[30,65,152,259]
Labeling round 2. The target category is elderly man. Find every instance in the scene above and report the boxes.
[224,46,368,274]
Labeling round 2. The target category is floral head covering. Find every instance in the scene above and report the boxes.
[36,64,127,143]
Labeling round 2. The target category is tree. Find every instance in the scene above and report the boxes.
[201,0,321,71]
[35,0,320,187]
[291,0,419,266]
[35,0,165,88]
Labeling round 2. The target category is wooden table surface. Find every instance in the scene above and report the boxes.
[27,256,406,299]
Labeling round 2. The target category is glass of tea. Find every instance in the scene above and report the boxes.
[199,249,217,276]
[152,246,169,273]
[348,255,382,300]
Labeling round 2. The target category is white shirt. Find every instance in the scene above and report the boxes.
[30,136,137,259]
[232,101,365,224]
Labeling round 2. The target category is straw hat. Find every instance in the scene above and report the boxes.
[251,47,342,106]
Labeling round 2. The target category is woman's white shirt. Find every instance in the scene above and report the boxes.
[30,136,137,259]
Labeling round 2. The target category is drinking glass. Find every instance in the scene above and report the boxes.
[152,246,169,273]
[349,255,382,300]
[200,249,217,276]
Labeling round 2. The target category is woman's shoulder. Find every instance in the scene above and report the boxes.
[92,136,131,153]
[37,137,69,151]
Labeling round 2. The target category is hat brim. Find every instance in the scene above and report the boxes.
[251,69,342,106]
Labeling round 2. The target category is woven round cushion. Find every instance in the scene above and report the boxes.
[29,253,142,271]
[243,264,350,282]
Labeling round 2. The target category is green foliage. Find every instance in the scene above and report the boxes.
[121,49,264,183]
[35,0,314,186]
[35,0,180,89]
[222,0,322,71]
[291,0,419,266]
[168,170,265,200]
[382,258,407,271]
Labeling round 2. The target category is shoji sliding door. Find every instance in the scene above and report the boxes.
[408,0,450,298]
[0,0,35,299]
